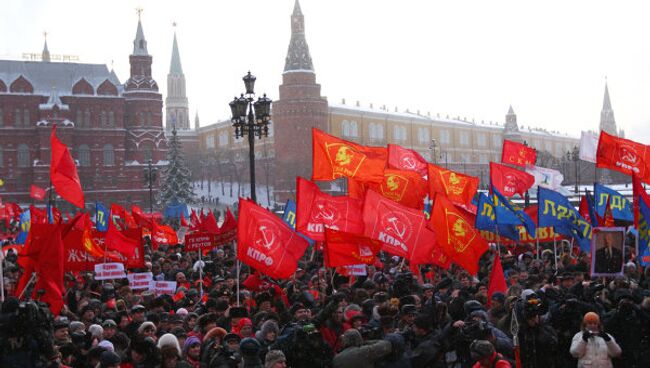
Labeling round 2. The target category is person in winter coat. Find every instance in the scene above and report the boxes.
[570,312,621,368]
[332,328,392,368]
[376,333,412,368]
[470,340,511,368]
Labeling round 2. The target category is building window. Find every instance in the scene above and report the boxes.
[218,132,229,146]
[108,111,115,127]
[393,125,407,141]
[479,154,488,164]
[76,110,83,127]
[545,141,552,152]
[417,127,430,145]
[23,109,30,127]
[440,130,450,144]
[84,109,91,127]
[369,123,384,140]
[267,124,274,137]
[0,108,3,127]
[459,131,469,145]
[146,112,152,125]
[342,120,358,138]
[0,145,3,167]
[78,145,91,167]
[138,112,145,126]
[477,133,486,147]
[142,143,153,162]
[17,144,30,167]
[100,111,107,127]
[492,134,501,148]
[460,152,471,163]
[206,135,215,149]
[15,108,22,126]
[103,144,115,166]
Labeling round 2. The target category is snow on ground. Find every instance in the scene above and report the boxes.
[191,181,278,209]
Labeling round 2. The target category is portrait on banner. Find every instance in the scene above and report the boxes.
[591,227,625,276]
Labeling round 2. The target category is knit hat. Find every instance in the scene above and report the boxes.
[176,308,188,316]
[583,312,600,324]
[239,337,261,356]
[88,324,104,339]
[470,340,495,360]
[99,350,121,368]
[260,320,279,337]
[341,328,363,348]
[137,321,156,335]
[157,333,181,356]
[183,335,201,355]
[264,350,286,368]
[98,340,114,352]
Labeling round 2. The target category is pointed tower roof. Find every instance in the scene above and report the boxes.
[507,105,514,115]
[194,111,200,130]
[133,14,149,56]
[284,0,314,73]
[169,31,183,74]
[42,32,51,62]
[602,83,612,111]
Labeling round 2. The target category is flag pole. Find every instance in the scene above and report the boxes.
[198,248,204,298]
[0,251,5,302]
[553,233,558,271]
[18,272,38,300]
[495,226,501,256]
[536,233,540,261]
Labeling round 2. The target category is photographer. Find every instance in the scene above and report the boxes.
[0,297,58,368]
[570,312,621,368]
[517,291,559,368]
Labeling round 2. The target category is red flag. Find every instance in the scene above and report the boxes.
[94,228,143,269]
[105,220,137,258]
[190,209,202,231]
[237,198,309,279]
[30,185,47,201]
[490,162,534,197]
[362,189,437,262]
[349,168,427,210]
[50,125,84,208]
[29,205,47,224]
[202,211,220,234]
[427,164,479,205]
[180,213,189,227]
[487,254,507,307]
[633,174,650,227]
[597,131,650,182]
[312,128,387,183]
[16,223,65,314]
[430,194,488,275]
[218,208,238,243]
[323,228,382,267]
[501,139,537,167]
[296,177,364,241]
[151,221,179,249]
[387,144,428,177]
[579,196,593,225]
[110,204,137,229]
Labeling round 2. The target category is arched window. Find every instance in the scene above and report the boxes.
[100,111,107,127]
[342,120,358,138]
[84,109,91,127]
[14,108,22,126]
[103,144,115,166]
[141,142,154,163]
[78,145,91,167]
[76,110,83,127]
[138,112,145,126]
[17,144,30,167]
[108,111,115,127]
[146,112,152,125]
[23,109,30,127]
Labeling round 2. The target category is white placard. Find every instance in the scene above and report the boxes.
[127,272,154,290]
[152,281,177,295]
[341,264,367,276]
[94,263,126,280]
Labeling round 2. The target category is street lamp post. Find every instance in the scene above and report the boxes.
[429,138,439,164]
[143,159,158,213]
[567,146,580,194]
[229,71,272,203]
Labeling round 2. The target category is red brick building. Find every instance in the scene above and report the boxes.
[0,16,167,210]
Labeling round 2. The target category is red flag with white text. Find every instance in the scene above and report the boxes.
[597,131,650,183]
[30,185,47,201]
[387,144,428,177]
[323,228,382,267]
[237,198,309,279]
[296,177,364,241]
[501,139,537,168]
[490,162,534,197]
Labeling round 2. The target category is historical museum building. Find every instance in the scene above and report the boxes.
[0,16,167,209]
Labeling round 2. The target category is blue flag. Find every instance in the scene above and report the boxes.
[538,187,592,251]
[492,186,537,238]
[639,198,650,266]
[16,209,31,244]
[282,200,315,245]
[96,202,109,232]
[475,193,520,241]
[594,183,633,222]
[585,190,599,227]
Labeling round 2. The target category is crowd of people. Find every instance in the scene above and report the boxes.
[1,233,650,368]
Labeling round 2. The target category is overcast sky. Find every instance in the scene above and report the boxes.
[3,0,650,142]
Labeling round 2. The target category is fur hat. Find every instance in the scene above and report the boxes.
[157,333,181,356]
[229,306,248,319]
[341,328,363,348]
[264,350,286,368]
[470,340,495,359]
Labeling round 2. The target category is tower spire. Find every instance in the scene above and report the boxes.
[42,31,51,62]
[600,81,617,136]
[170,24,183,74]
[133,8,149,56]
[284,0,313,72]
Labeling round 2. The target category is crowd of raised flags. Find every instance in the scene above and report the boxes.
[1,125,650,315]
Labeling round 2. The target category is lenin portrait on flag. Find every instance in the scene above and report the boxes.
[591,227,625,276]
